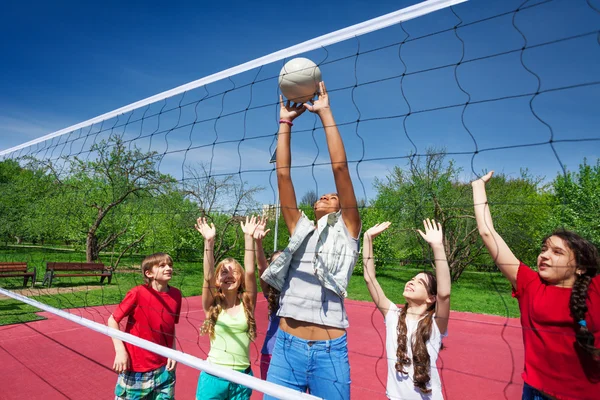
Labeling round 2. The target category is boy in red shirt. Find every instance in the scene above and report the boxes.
[108,253,182,400]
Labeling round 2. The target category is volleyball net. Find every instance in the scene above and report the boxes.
[0,0,599,398]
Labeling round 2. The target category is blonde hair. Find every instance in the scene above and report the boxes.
[141,253,173,285]
[200,257,256,341]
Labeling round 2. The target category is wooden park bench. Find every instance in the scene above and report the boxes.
[42,262,112,288]
[0,262,36,287]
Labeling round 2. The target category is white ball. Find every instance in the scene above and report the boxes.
[278,57,322,103]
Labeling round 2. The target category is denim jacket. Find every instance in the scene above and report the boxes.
[261,210,360,298]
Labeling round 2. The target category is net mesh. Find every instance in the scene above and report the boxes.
[0,0,599,399]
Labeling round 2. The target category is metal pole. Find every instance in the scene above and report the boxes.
[274,193,280,253]
[270,148,279,253]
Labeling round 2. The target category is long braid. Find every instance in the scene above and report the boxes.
[547,230,600,358]
[413,305,436,393]
[395,303,410,373]
[570,274,599,357]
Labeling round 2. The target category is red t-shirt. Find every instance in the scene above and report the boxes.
[112,285,182,372]
[512,262,600,400]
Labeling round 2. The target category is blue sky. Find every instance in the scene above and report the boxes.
[1,0,599,208]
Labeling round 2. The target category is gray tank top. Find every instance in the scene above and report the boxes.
[277,221,359,329]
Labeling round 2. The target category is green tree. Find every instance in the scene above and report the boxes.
[0,159,30,244]
[0,159,54,245]
[549,159,600,246]
[484,170,553,267]
[101,188,199,267]
[372,151,550,281]
[182,163,263,262]
[373,152,484,281]
[353,201,398,275]
[37,134,176,262]
[300,190,318,207]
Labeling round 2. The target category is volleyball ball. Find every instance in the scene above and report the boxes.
[278,58,322,103]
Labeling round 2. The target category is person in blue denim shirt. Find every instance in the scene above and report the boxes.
[262,81,361,400]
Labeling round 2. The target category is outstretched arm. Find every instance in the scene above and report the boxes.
[241,216,259,310]
[253,217,272,295]
[306,81,361,238]
[277,97,306,234]
[471,171,519,288]
[363,222,393,317]
[417,219,451,335]
[195,217,217,315]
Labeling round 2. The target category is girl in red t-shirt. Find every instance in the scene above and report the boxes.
[472,171,600,400]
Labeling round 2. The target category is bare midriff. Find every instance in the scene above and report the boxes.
[279,317,345,341]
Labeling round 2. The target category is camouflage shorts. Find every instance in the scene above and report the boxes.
[114,365,175,400]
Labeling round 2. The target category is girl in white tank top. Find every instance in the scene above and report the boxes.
[363,219,452,399]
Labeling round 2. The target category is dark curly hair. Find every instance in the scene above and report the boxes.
[544,230,600,358]
[266,250,283,319]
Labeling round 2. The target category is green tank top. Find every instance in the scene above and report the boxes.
[207,309,250,370]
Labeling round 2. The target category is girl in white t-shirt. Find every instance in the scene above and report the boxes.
[363,219,451,399]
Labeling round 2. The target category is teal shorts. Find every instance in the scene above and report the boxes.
[114,365,175,400]
[196,367,253,400]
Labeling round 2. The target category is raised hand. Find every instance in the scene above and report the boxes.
[471,170,494,187]
[279,95,307,122]
[195,217,216,241]
[241,215,259,236]
[417,218,443,247]
[304,81,330,115]
[363,221,393,318]
[253,216,271,241]
[365,221,392,240]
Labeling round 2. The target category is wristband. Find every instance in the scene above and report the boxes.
[279,119,293,127]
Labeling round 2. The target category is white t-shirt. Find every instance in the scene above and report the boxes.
[385,303,446,400]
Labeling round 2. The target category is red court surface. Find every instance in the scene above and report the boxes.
[0,297,524,399]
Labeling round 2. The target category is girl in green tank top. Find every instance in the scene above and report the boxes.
[194,216,265,399]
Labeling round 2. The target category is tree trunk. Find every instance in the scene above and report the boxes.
[15,236,22,245]
[450,259,462,283]
[86,232,99,262]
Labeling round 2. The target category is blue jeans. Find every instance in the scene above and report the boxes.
[522,383,554,400]
[264,329,351,400]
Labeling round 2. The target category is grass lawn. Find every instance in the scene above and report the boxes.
[0,245,520,326]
